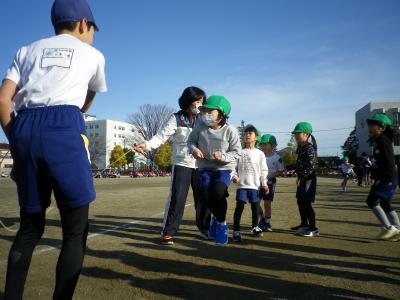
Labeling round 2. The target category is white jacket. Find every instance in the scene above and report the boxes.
[146,111,198,168]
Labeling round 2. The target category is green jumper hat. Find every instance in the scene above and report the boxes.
[201,95,231,117]
[259,134,277,146]
[292,122,313,134]
[367,113,392,127]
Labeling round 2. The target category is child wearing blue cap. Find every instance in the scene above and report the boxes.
[188,95,242,246]
[0,0,106,298]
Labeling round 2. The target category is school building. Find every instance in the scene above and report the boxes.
[0,143,12,175]
[355,101,400,157]
[84,114,145,169]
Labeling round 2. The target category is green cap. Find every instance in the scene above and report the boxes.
[259,134,277,146]
[367,113,392,126]
[342,156,349,161]
[201,95,231,117]
[292,122,313,134]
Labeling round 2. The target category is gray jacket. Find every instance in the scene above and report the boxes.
[187,122,242,171]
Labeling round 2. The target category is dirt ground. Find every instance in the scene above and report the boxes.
[0,177,399,300]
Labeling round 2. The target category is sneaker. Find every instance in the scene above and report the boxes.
[265,222,273,232]
[232,231,242,242]
[377,226,400,241]
[301,227,319,237]
[215,223,229,246]
[208,217,218,239]
[291,224,309,231]
[161,235,174,245]
[251,226,263,237]
[258,218,267,231]
[199,231,213,240]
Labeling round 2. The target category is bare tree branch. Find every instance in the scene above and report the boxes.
[127,104,175,166]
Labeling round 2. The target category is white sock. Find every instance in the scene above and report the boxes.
[266,218,271,224]
[218,221,227,225]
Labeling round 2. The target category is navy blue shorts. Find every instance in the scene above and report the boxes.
[259,179,276,201]
[199,170,232,188]
[370,181,398,201]
[236,188,259,204]
[296,176,317,202]
[10,105,95,213]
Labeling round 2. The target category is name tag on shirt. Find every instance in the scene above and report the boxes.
[40,48,74,69]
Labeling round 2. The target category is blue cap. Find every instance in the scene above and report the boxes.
[51,0,99,31]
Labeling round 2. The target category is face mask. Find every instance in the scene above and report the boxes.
[202,113,217,126]
[191,104,201,115]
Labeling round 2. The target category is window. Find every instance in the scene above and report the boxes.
[90,133,93,137]
[391,112,399,127]
[122,127,125,131]
[118,126,121,130]
[114,134,116,138]
[118,134,121,138]
[95,124,99,129]
[95,133,99,137]
[114,125,116,129]
[114,142,116,146]
[89,125,93,129]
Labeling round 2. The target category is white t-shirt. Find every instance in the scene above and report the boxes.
[5,34,107,111]
[233,148,268,189]
[266,152,284,178]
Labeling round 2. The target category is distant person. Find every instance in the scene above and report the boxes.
[188,96,242,245]
[290,122,319,237]
[340,156,356,192]
[258,134,284,232]
[366,114,400,241]
[231,125,268,242]
[134,86,211,245]
[361,152,372,186]
[0,0,107,299]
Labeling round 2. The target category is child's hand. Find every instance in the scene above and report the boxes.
[296,178,302,187]
[193,149,204,159]
[133,143,146,154]
[214,151,223,160]
[232,176,240,184]
[262,185,270,194]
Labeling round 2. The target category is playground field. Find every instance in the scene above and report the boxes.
[0,177,399,300]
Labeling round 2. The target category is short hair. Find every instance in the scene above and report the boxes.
[54,21,96,35]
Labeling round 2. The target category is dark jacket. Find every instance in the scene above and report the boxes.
[371,134,397,183]
[296,142,317,180]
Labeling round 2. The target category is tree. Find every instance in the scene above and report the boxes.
[154,142,173,170]
[282,152,297,168]
[127,104,174,169]
[341,129,358,161]
[109,145,127,169]
[123,147,135,168]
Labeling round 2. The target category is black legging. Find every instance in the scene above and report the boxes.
[202,182,229,223]
[5,204,89,300]
[233,201,260,231]
[297,199,316,229]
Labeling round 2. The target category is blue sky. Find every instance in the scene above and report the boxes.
[1,0,399,155]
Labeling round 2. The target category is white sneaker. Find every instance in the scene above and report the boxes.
[251,226,263,237]
[302,228,319,237]
[377,226,400,240]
